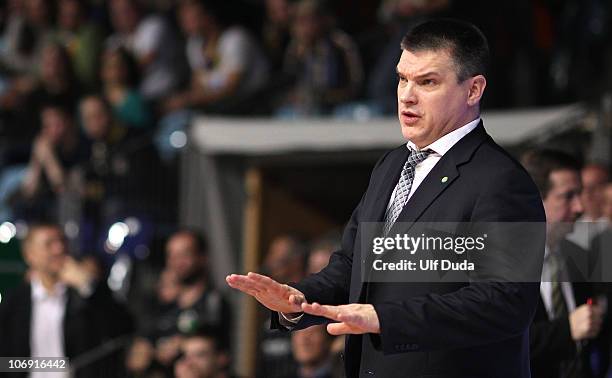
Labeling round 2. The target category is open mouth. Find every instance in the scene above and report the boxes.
[401,110,421,125]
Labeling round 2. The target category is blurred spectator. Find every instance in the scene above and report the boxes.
[257,234,307,378]
[367,0,450,114]
[164,0,269,112]
[100,46,153,129]
[0,0,53,75]
[126,269,179,377]
[52,0,104,90]
[107,0,185,101]
[522,149,609,378]
[73,95,159,234]
[307,232,340,275]
[155,0,270,161]
[263,234,307,283]
[0,222,133,378]
[580,164,609,223]
[567,163,610,249]
[126,229,232,376]
[9,103,84,221]
[174,330,233,378]
[1,41,80,143]
[277,0,363,117]
[291,325,342,378]
[261,0,292,72]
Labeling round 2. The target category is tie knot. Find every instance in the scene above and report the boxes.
[407,148,432,167]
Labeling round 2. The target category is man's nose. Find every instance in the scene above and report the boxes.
[572,195,584,216]
[399,83,417,104]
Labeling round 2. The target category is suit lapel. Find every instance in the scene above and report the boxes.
[390,122,489,231]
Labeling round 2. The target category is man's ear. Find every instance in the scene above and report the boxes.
[467,75,486,106]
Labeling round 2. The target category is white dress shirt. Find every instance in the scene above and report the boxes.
[30,278,68,378]
[539,247,576,320]
[386,117,481,209]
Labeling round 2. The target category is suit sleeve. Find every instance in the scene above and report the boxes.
[271,150,393,330]
[373,166,546,353]
[529,315,577,363]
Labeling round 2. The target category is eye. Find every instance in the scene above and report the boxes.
[397,74,407,83]
[421,79,436,86]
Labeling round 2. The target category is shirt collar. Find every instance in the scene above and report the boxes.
[406,117,481,156]
[31,276,67,301]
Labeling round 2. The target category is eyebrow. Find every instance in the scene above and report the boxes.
[396,68,441,80]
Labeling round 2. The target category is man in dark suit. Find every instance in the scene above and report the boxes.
[522,150,607,378]
[0,223,133,377]
[227,19,546,377]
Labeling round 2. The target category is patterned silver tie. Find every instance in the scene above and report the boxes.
[383,148,432,235]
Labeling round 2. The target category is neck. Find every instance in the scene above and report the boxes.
[37,272,60,293]
[178,279,207,308]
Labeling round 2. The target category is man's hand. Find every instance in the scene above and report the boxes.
[301,302,381,335]
[59,257,94,294]
[569,303,603,341]
[226,272,306,314]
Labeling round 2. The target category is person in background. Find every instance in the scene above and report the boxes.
[291,325,342,378]
[1,41,80,145]
[100,46,153,130]
[307,233,340,275]
[567,163,610,249]
[257,234,307,378]
[127,229,232,376]
[163,0,269,113]
[126,268,180,377]
[522,149,609,378]
[277,0,363,117]
[10,103,84,221]
[53,0,104,90]
[261,0,293,73]
[0,222,133,378]
[0,0,53,76]
[174,330,233,378]
[107,0,185,101]
[155,0,269,161]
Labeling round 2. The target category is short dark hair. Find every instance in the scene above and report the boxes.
[171,228,209,257]
[400,18,490,82]
[23,222,63,251]
[521,149,582,198]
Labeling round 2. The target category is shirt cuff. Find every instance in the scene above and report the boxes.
[278,312,303,328]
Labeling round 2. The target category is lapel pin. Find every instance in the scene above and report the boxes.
[441,176,448,183]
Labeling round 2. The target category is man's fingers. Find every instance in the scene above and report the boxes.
[301,302,342,321]
[327,322,357,335]
[247,272,280,289]
[227,274,269,293]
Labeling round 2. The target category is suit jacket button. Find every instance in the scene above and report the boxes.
[366,370,375,375]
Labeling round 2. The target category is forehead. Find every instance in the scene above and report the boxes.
[396,48,456,77]
[184,337,214,352]
[30,227,63,242]
[167,233,197,252]
[549,169,581,190]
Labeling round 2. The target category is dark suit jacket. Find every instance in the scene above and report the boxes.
[272,122,546,377]
[530,240,610,378]
[0,281,133,378]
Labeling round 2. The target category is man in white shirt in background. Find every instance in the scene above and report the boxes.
[0,223,133,378]
[522,150,608,378]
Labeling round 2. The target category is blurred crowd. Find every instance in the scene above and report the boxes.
[0,0,610,226]
[0,0,612,377]
[0,220,348,378]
